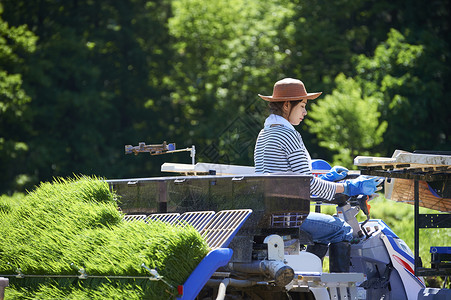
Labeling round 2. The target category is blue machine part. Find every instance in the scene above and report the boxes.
[173,210,251,299]
[430,246,451,254]
[371,218,399,239]
[369,219,426,294]
[177,248,233,300]
[310,159,331,199]
[418,288,451,299]
[352,218,426,299]
[311,159,332,172]
[369,219,418,264]
[168,143,176,151]
[385,234,425,288]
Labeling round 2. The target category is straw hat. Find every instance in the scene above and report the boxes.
[258,78,322,102]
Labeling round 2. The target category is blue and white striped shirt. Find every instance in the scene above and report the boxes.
[254,124,336,200]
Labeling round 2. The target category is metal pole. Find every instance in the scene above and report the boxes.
[191,145,196,165]
[414,179,420,275]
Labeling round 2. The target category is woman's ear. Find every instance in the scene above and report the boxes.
[282,101,291,118]
[283,101,290,112]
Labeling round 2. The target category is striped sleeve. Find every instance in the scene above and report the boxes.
[310,177,337,200]
[254,126,337,201]
[286,149,336,201]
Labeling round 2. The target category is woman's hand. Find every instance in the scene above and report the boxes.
[342,176,379,196]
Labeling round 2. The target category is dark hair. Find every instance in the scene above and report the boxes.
[268,100,302,116]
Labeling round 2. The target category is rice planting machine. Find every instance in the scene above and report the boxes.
[107,143,451,299]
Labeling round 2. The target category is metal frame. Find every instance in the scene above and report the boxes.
[123,209,252,249]
[361,169,451,276]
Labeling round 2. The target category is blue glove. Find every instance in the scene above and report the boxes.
[319,166,349,182]
[343,176,378,196]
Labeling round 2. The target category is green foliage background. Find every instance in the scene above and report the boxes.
[0,0,449,194]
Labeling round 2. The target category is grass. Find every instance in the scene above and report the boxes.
[0,176,209,299]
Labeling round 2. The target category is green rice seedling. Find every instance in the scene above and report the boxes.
[1,176,210,299]
[6,282,146,300]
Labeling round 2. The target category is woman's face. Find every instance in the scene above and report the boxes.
[285,99,308,126]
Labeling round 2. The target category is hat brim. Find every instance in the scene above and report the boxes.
[258,92,322,102]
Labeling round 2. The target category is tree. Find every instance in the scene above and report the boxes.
[284,0,391,161]
[1,0,174,191]
[306,73,387,167]
[353,29,449,154]
[0,4,37,192]
[167,0,297,164]
[0,0,449,194]
[287,0,450,159]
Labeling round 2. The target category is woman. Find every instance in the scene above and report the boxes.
[254,78,378,272]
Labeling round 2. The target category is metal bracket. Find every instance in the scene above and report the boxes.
[264,234,284,261]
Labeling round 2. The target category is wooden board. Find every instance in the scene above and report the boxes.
[385,178,451,212]
[355,150,451,172]
[355,150,451,212]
